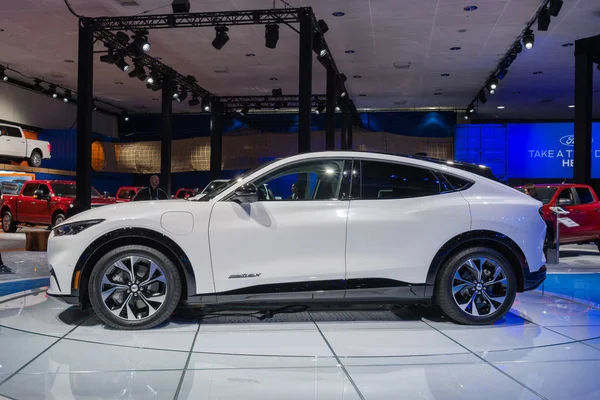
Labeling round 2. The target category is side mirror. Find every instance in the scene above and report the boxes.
[557,198,573,207]
[34,189,50,201]
[233,183,258,203]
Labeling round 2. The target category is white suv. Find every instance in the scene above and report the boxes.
[47,151,547,330]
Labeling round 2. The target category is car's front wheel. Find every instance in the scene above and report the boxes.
[2,211,17,233]
[435,247,517,325]
[88,245,181,330]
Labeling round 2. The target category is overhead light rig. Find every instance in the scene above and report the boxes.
[464,0,555,118]
[220,95,327,111]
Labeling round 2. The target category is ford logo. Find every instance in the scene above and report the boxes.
[560,135,574,146]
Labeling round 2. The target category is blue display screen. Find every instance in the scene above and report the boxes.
[507,123,600,179]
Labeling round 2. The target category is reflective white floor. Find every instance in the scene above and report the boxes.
[1,289,600,400]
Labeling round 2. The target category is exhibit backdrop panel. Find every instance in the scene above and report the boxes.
[455,123,600,180]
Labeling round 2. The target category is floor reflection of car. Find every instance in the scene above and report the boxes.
[47,151,547,330]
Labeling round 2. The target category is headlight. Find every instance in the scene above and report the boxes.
[53,219,104,236]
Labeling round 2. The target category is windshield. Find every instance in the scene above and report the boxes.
[516,187,557,204]
[201,180,228,194]
[195,159,282,201]
[51,183,102,198]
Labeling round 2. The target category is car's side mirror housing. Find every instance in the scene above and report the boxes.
[33,189,50,201]
[233,183,258,203]
[557,198,573,207]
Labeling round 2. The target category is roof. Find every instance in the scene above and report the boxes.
[514,183,591,188]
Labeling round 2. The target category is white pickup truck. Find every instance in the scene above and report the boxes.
[0,123,51,167]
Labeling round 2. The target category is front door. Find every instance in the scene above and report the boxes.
[17,183,39,222]
[556,188,588,242]
[29,184,52,225]
[208,158,351,301]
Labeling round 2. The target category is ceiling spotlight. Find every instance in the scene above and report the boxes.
[201,98,211,112]
[497,106,505,109]
[0,67,8,82]
[317,19,329,34]
[172,86,179,99]
[172,0,190,13]
[123,111,129,122]
[129,63,147,81]
[340,91,347,98]
[335,106,341,112]
[33,79,44,91]
[497,68,508,80]
[477,90,487,104]
[514,41,523,54]
[177,89,188,102]
[464,114,469,120]
[568,104,575,108]
[316,102,325,115]
[241,106,250,115]
[523,30,535,50]
[63,90,72,103]
[265,24,279,49]
[537,7,551,31]
[188,96,200,107]
[115,57,130,72]
[100,48,117,64]
[487,77,499,91]
[49,85,58,98]
[489,88,496,95]
[93,102,98,111]
[467,103,475,113]
[146,75,155,85]
[212,26,229,50]
[272,88,283,96]
[549,0,563,17]
[340,73,347,82]
[132,32,151,53]
[116,31,130,45]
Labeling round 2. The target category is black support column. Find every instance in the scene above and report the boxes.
[297,9,313,153]
[340,96,349,150]
[74,18,94,214]
[210,99,223,180]
[348,117,353,150]
[325,67,336,150]
[573,37,595,185]
[161,72,173,196]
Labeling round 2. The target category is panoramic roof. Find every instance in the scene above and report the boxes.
[0,0,598,119]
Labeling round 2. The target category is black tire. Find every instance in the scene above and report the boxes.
[28,150,42,167]
[2,210,17,233]
[52,213,66,228]
[88,245,181,330]
[435,247,517,325]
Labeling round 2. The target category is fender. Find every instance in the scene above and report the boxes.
[426,230,528,294]
[73,227,197,301]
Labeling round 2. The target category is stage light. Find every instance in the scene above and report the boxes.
[177,89,188,102]
[487,77,498,91]
[123,111,129,121]
[172,0,190,13]
[340,73,347,82]
[188,96,200,107]
[497,67,508,80]
[241,106,249,115]
[335,106,341,112]
[115,57,130,72]
[489,88,496,95]
[315,102,325,115]
[63,90,72,103]
[0,67,8,81]
[514,41,523,54]
[317,19,329,34]
[265,24,279,49]
[116,31,130,45]
[129,63,147,81]
[100,49,117,64]
[523,30,534,50]
[272,88,283,96]
[538,7,550,31]
[93,102,98,111]
[132,32,151,53]
[464,114,469,120]
[477,90,487,104]
[49,85,58,98]
[468,103,475,113]
[212,27,229,50]
[201,98,211,112]
[549,0,563,17]
[33,79,44,91]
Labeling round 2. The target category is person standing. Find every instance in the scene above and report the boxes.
[132,175,169,201]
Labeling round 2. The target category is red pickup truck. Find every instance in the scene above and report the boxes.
[1,180,115,232]
[515,183,600,249]
[114,186,144,203]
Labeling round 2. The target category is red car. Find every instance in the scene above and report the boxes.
[115,186,144,203]
[1,180,115,232]
[515,183,600,249]
[174,188,195,199]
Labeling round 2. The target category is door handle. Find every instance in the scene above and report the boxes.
[18,200,22,203]
[31,202,36,205]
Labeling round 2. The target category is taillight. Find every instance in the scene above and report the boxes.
[47,143,51,154]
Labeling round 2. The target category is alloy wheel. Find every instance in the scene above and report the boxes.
[100,256,168,321]
[3,214,11,231]
[451,257,508,317]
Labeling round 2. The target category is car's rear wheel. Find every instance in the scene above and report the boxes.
[435,247,517,325]
[52,213,65,228]
[88,245,181,330]
[28,150,42,167]
[2,211,17,233]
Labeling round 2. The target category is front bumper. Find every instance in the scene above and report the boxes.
[47,292,80,305]
[523,264,547,291]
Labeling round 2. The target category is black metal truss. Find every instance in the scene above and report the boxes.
[92,25,213,99]
[94,8,307,32]
[220,95,328,110]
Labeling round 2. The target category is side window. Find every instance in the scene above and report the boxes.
[0,126,7,136]
[21,183,38,197]
[117,189,128,199]
[442,174,473,191]
[557,188,575,206]
[6,127,22,138]
[251,159,347,201]
[360,161,441,200]
[576,188,594,205]
[37,184,50,195]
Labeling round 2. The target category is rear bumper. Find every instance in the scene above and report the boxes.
[523,264,547,291]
